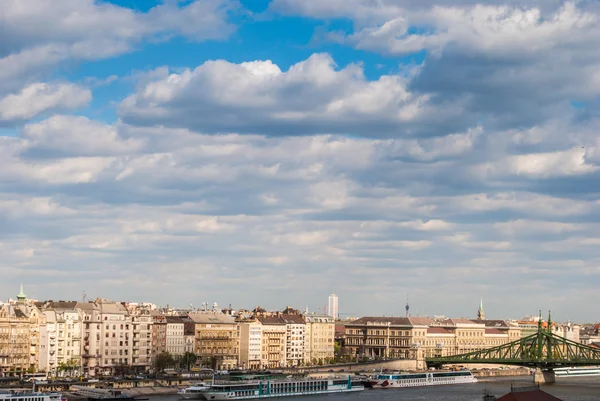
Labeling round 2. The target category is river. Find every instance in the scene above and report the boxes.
[158,376,600,401]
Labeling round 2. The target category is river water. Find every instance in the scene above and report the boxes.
[159,376,600,401]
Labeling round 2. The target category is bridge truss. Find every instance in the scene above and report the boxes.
[426,312,600,369]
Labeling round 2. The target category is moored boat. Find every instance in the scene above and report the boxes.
[202,376,364,400]
[364,370,477,389]
[0,389,65,401]
[177,385,210,400]
[70,386,133,401]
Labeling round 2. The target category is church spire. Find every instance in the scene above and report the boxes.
[477,298,485,320]
[16,284,27,303]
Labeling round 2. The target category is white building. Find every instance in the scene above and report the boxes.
[281,314,305,367]
[39,302,83,377]
[165,316,185,356]
[239,318,263,370]
[328,294,338,320]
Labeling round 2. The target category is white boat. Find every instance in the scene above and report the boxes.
[178,385,211,400]
[555,366,600,377]
[0,390,64,401]
[365,370,477,389]
[202,376,364,400]
[70,386,133,400]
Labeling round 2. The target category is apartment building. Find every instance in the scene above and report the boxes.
[165,316,185,356]
[39,302,83,376]
[281,313,305,367]
[150,312,167,362]
[0,287,42,376]
[257,316,286,369]
[238,318,262,370]
[78,299,134,376]
[188,313,239,370]
[304,314,335,365]
[126,304,153,372]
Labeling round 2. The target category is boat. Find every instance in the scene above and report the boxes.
[364,370,478,388]
[178,385,210,400]
[0,389,65,401]
[554,366,600,377]
[69,386,133,401]
[202,376,364,400]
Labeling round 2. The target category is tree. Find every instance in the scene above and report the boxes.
[179,352,198,371]
[153,352,175,373]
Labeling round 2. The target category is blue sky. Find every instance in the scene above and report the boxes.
[1,0,600,322]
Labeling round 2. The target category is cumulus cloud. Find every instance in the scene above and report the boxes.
[0,0,238,98]
[119,53,467,137]
[0,82,90,122]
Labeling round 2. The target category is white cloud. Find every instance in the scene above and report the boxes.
[21,115,144,156]
[0,82,90,121]
[119,53,442,137]
[476,148,598,179]
[0,0,238,99]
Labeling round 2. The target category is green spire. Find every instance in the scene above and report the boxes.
[537,310,542,332]
[548,310,552,333]
[16,283,26,302]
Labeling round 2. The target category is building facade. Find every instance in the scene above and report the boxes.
[327,294,338,320]
[165,316,185,356]
[304,314,335,365]
[188,313,239,370]
[0,288,42,376]
[257,316,286,369]
[238,318,262,370]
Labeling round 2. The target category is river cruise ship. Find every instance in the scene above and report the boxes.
[555,366,600,377]
[202,376,364,400]
[365,370,477,389]
[0,390,64,401]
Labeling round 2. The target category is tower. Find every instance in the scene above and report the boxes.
[328,293,338,320]
[16,283,27,304]
[477,298,485,320]
[405,296,410,317]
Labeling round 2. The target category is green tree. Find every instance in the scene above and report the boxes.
[153,352,175,372]
[179,352,198,371]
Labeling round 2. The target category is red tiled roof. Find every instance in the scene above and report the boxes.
[427,327,453,334]
[497,389,563,401]
[485,328,504,335]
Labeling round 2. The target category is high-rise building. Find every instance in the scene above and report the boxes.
[328,294,338,320]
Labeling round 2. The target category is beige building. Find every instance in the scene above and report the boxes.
[257,316,286,369]
[281,313,305,367]
[0,287,42,376]
[165,316,185,356]
[78,299,134,376]
[188,313,239,370]
[126,304,153,372]
[304,314,335,365]
[238,318,262,370]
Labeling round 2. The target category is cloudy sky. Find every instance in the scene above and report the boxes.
[1,0,599,322]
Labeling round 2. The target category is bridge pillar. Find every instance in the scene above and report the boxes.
[533,368,555,384]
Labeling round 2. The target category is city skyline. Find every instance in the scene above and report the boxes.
[1,1,600,322]
[1,285,595,324]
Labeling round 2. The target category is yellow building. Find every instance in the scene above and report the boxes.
[257,316,286,369]
[188,313,239,370]
[421,318,521,358]
[0,286,42,376]
[304,314,335,365]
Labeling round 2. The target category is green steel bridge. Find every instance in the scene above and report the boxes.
[425,311,600,370]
